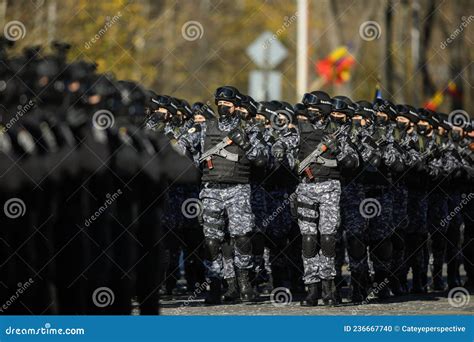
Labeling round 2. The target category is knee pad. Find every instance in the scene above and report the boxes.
[372,239,393,262]
[320,234,336,258]
[252,233,265,256]
[221,240,233,258]
[347,237,366,260]
[302,234,319,259]
[234,234,252,255]
[205,238,221,261]
[391,233,404,251]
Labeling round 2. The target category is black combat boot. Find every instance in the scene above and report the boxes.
[373,272,391,299]
[351,272,367,303]
[238,270,256,302]
[300,283,319,306]
[222,277,240,303]
[204,278,222,305]
[322,279,339,306]
[432,257,446,291]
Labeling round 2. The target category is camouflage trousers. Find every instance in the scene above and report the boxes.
[264,189,294,239]
[403,188,429,281]
[406,189,428,235]
[390,183,408,278]
[263,188,295,270]
[363,184,394,273]
[296,180,341,284]
[251,183,268,234]
[200,183,254,278]
[340,182,366,274]
[428,189,449,235]
[391,183,409,232]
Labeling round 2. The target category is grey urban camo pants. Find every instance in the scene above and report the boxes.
[296,179,341,284]
[200,183,254,278]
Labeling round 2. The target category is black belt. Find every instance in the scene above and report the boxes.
[204,183,240,189]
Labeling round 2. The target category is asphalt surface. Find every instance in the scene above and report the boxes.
[159,290,473,316]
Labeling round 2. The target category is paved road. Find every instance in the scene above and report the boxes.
[160,291,473,316]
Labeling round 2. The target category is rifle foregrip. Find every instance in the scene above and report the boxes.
[304,168,314,180]
[207,159,214,170]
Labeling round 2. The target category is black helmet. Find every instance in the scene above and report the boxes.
[151,95,178,115]
[256,101,279,122]
[214,85,242,106]
[396,104,419,123]
[417,108,437,127]
[192,102,215,120]
[374,99,397,119]
[176,98,193,119]
[272,100,296,124]
[239,95,259,117]
[354,100,376,120]
[293,103,307,118]
[437,112,452,131]
[301,90,332,115]
[331,95,356,116]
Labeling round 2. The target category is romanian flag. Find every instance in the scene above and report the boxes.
[424,91,444,111]
[315,47,356,84]
[424,80,461,110]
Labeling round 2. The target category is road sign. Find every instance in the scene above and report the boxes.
[248,70,282,101]
[246,31,288,69]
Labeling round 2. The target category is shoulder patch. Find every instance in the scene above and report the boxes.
[188,127,196,134]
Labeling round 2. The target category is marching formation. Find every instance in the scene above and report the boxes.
[0,40,473,314]
[154,86,474,307]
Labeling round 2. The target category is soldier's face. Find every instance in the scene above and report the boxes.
[236,107,249,120]
[352,115,365,127]
[68,81,81,93]
[330,112,346,122]
[255,114,266,122]
[218,100,234,110]
[194,114,205,123]
[88,94,101,105]
[438,126,446,136]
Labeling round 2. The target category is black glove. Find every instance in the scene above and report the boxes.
[228,128,251,151]
[272,142,286,161]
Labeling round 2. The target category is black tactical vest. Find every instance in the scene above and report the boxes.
[297,120,339,181]
[201,119,251,184]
